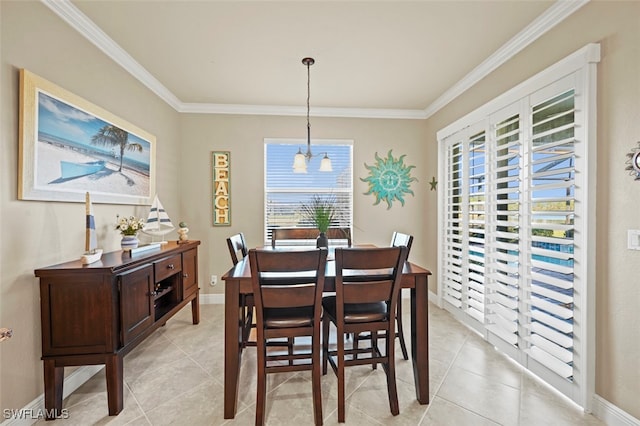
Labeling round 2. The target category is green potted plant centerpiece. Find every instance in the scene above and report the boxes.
[300,195,336,248]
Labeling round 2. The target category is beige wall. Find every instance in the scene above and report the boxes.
[1,0,638,421]
[0,2,181,411]
[179,114,433,290]
[424,1,640,419]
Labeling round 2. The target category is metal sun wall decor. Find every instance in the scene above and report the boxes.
[361,150,417,209]
[625,141,640,180]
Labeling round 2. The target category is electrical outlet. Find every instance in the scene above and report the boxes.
[628,230,640,250]
[210,275,218,286]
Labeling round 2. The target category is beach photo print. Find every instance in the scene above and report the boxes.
[19,69,156,205]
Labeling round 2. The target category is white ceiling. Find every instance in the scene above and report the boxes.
[46,1,587,118]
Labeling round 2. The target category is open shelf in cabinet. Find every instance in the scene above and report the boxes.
[153,273,181,321]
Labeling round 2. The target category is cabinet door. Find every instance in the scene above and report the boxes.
[182,248,198,298]
[40,274,115,355]
[119,264,154,346]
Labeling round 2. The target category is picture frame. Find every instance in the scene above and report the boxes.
[19,69,156,205]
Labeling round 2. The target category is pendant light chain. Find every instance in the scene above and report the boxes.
[306,58,312,155]
[293,57,332,173]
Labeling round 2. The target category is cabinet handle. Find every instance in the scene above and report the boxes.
[167,264,175,270]
[183,273,188,278]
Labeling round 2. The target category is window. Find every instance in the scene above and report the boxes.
[438,44,599,409]
[264,139,353,244]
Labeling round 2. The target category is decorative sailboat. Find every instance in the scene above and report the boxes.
[141,195,175,244]
[80,192,103,264]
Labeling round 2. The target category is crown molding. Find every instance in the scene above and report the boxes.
[423,0,589,119]
[178,102,426,119]
[41,0,183,110]
[42,0,587,120]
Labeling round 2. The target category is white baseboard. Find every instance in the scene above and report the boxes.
[592,395,640,426]
[199,293,224,304]
[1,365,103,426]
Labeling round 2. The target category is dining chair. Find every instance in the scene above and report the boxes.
[249,248,328,426]
[322,246,408,423]
[226,233,254,348]
[226,232,248,265]
[352,232,413,360]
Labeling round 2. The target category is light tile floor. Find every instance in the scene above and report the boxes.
[35,302,605,425]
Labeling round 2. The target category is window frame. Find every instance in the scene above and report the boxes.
[263,138,354,245]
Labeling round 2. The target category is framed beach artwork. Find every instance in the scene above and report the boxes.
[18,69,156,205]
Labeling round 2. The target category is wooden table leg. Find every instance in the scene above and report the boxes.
[191,291,200,324]
[105,354,124,416]
[410,274,430,404]
[43,359,64,420]
[224,279,242,419]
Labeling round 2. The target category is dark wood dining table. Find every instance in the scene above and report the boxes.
[221,246,432,419]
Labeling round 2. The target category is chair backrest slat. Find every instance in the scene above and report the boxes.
[343,280,394,304]
[262,284,318,308]
[340,248,400,270]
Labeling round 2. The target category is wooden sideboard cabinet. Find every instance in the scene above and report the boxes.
[34,240,201,419]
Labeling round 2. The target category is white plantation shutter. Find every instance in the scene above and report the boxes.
[441,127,487,330]
[442,140,463,310]
[466,131,486,324]
[486,108,522,350]
[525,88,577,383]
[438,44,599,408]
[264,141,353,243]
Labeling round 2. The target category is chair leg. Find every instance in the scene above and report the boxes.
[396,297,409,360]
[312,330,323,425]
[385,330,400,416]
[255,343,267,426]
[371,330,378,370]
[322,315,329,375]
[337,327,346,423]
[242,297,255,348]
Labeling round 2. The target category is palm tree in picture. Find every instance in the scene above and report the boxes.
[91,125,142,172]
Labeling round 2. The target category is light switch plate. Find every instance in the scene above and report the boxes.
[627,230,640,250]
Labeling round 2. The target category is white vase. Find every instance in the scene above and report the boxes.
[121,235,139,251]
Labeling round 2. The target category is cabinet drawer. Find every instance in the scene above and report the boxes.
[154,254,182,282]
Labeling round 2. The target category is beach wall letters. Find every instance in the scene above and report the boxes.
[18,69,156,205]
[212,151,231,226]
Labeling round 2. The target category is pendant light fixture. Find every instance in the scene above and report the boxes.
[293,57,332,173]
